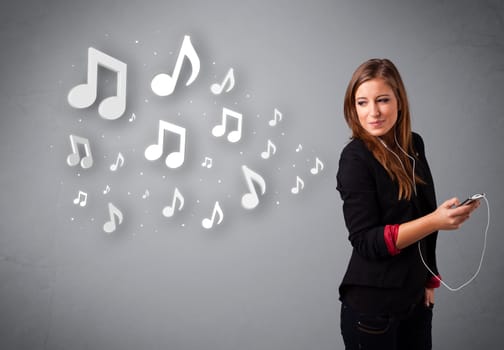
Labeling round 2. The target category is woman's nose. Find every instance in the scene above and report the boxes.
[369,102,380,117]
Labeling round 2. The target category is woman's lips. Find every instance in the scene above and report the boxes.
[369,120,385,127]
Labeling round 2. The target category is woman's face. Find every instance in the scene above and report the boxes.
[354,78,399,138]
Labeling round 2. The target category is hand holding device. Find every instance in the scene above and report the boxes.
[421,192,490,292]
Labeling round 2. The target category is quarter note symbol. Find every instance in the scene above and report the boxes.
[261,139,277,159]
[67,134,93,169]
[145,120,187,169]
[202,201,224,229]
[103,202,123,233]
[73,190,88,207]
[68,47,127,120]
[212,107,243,143]
[269,108,282,127]
[201,157,213,168]
[210,68,235,95]
[162,187,184,218]
[291,176,305,194]
[151,35,200,96]
[241,165,266,210]
[310,157,324,175]
[110,152,125,171]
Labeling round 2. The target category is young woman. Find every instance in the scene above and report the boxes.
[336,58,480,349]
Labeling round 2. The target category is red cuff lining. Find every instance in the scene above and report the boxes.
[384,224,401,256]
[425,274,442,288]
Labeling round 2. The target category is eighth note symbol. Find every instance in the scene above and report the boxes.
[269,108,282,127]
[202,201,224,229]
[151,35,200,96]
[67,134,93,169]
[162,187,184,218]
[261,139,277,159]
[291,176,305,194]
[241,165,266,210]
[68,47,127,120]
[211,68,235,95]
[110,152,125,171]
[145,120,186,169]
[310,157,324,175]
[103,202,123,234]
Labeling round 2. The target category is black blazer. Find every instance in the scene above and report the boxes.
[336,133,439,296]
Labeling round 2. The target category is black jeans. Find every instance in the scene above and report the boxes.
[340,301,433,350]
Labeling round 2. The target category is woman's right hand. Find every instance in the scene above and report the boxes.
[396,197,481,249]
[432,197,480,231]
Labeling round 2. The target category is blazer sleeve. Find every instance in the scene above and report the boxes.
[337,143,398,260]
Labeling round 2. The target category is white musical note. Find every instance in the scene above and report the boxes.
[129,113,136,122]
[291,176,305,194]
[202,201,224,229]
[212,107,243,143]
[110,152,125,171]
[241,165,266,210]
[201,157,213,168]
[103,202,123,233]
[145,120,186,169]
[269,108,282,127]
[67,134,93,169]
[151,35,200,96]
[295,144,303,152]
[142,189,150,199]
[162,187,184,218]
[73,190,88,207]
[261,139,277,159]
[68,47,127,120]
[310,157,324,175]
[103,185,111,195]
[210,68,235,95]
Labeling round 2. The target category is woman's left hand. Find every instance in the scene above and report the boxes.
[425,287,435,308]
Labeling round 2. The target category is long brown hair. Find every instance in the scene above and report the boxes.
[343,58,423,200]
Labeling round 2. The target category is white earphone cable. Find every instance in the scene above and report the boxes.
[418,194,490,291]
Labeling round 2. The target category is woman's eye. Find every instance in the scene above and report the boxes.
[377,98,390,103]
[357,101,367,106]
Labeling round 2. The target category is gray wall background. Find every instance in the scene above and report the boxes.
[1,0,503,349]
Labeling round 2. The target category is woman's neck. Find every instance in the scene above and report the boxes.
[378,130,395,147]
